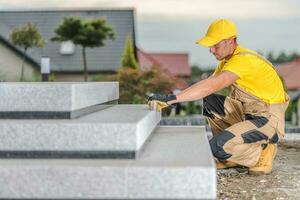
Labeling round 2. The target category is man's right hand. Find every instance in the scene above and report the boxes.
[147,93,177,112]
[148,100,169,112]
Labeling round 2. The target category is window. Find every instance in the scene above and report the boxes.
[60,41,75,55]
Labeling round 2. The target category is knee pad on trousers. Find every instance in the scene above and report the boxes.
[203,94,226,118]
[245,114,269,128]
[269,133,279,144]
[241,130,268,143]
[209,130,235,161]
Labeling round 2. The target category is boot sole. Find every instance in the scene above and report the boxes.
[248,169,272,175]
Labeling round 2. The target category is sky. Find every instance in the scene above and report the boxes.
[1,0,300,68]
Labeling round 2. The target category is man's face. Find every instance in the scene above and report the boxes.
[209,39,232,60]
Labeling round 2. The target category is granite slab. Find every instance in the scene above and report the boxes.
[0,82,119,119]
[0,105,161,158]
[0,126,216,199]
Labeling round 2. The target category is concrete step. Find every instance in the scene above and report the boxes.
[0,126,216,200]
[0,82,119,119]
[282,132,300,141]
[0,105,161,159]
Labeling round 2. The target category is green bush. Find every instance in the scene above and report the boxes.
[92,73,117,81]
[185,102,197,115]
[121,36,138,69]
[285,100,297,121]
[118,66,176,116]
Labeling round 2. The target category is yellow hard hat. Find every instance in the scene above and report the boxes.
[196,19,237,47]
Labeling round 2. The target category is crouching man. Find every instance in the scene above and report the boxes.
[148,19,289,175]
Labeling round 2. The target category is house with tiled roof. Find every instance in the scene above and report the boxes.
[276,57,300,91]
[137,48,191,90]
[276,57,300,125]
[0,8,136,81]
[0,35,40,80]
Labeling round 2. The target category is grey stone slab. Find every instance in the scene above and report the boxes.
[0,126,216,199]
[282,132,300,141]
[0,82,119,118]
[0,100,117,119]
[285,127,300,133]
[0,105,161,158]
[160,115,206,126]
[0,150,136,159]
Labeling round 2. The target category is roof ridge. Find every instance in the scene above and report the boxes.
[137,48,162,67]
[137,48,175,76]
[147,52,189,56]
[0,35,40,69]
[0,7,136,12]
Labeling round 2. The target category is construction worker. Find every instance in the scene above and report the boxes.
[148,19,289,175]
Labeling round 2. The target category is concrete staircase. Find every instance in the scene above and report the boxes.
[0,82,216,199]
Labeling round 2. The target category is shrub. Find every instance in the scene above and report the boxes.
[118,66,176,105]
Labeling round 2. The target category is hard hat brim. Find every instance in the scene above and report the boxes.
[196,36,220,47]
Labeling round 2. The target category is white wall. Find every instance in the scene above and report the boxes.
[0,43,38,81]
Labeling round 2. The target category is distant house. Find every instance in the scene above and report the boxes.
[0,35,40,81]
[276,57,300,125]
[137,48,191,90]
[276,57,300,91]
[0,8,136,81]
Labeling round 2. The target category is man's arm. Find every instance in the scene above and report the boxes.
[167,71,239,104]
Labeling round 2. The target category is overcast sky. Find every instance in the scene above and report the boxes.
[1,0,300,20]
[1,0,300,67]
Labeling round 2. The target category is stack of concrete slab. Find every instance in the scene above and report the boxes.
[0,82,216,199]
[0,82,119,119]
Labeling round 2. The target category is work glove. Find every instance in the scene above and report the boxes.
[147,93,177,112]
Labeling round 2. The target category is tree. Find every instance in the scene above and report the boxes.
[287,52,298,61]
[52,17,115,81]
[266,51,276,63]
[191,65,203,77]
[121,36,138,69]
[9,22,44,81]
[277,51,289,63]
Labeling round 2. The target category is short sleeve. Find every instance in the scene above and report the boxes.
[213,61,225,76]
[222,55,252,78]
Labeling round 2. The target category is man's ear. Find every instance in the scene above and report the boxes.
[231,37,237,45]
[228,38,234,45]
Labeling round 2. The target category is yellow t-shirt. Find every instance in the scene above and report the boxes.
[213,45,286,104]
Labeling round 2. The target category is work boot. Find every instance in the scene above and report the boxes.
[249,144,277,175]
[215,160,238,169]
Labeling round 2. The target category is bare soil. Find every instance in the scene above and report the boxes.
[217,141,300,200]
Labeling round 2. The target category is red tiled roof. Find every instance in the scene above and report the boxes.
[137,48,161,71]
[276,57,300,90]
[137,48,191,77]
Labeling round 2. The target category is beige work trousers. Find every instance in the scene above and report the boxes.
[204,84,289,167]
